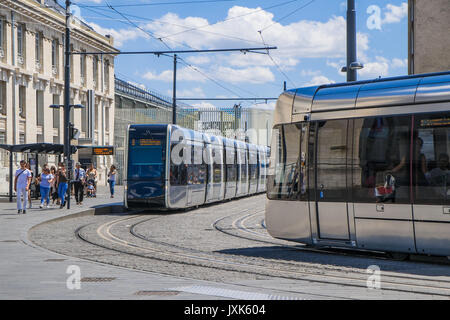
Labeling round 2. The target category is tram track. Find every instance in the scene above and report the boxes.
[73,211,450,298]
[219,210,450,288]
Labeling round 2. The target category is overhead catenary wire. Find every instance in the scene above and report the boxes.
[73,0,240,8]
[258,31,297,88]
[259,0,317,32]
[157,0,303,41]
[84,1,279,104]
[104,0,174,51]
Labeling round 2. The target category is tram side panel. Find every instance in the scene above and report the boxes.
[224,138,237,199]
[168,126,189,209]
[204,135,225,204]
[235,141,249,197]
[248,144,258,194]
[265,123,312,243]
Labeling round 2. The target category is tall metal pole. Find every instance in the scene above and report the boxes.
[347,0,357,82]
[172,54,177,124]
[64,0,72,209]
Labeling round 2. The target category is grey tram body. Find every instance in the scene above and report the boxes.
[265,71,450,257]
[124,124,268,211]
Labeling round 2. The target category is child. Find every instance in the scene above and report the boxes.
[87,181,95,197]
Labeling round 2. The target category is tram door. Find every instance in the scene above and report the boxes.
[315,120,350,240]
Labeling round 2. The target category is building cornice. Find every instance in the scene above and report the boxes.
[1,0,120,57]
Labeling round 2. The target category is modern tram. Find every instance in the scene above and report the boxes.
[265,71,450,257]
[124,124,269,210]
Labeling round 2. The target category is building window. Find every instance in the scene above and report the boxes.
[0,81,5,115]
[70,98,74,123]
[93,55,98,89]
[51,39,59,75]
[0,17,5,59]
[94,103,99,130]
[17,24,25,63]
[19,133,25,144]
[0,131,5,143]
[104,59,110,90]
[69,44,74,82]
[81,99,87,133]
[105,105,109,131]
[80,49,86,85]
[53,94,60,129]
[36,91,44,126]
[35,32,42,69]
[19,86,26,118]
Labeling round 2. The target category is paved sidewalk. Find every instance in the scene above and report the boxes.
[0,186,304,300]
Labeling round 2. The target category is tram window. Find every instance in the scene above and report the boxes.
[170,143,188,186]
[316,120,348,202]
[267,123,302,200]
[413,113,450,205]
[241,150,248,180]
[226,164,237,182]
[352,116,411,204]
[213,163,222,183]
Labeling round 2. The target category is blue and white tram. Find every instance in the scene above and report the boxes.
[124,124,267,210]
[266,71,450,257]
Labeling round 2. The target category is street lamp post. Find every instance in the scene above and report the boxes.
[342,0,363,82]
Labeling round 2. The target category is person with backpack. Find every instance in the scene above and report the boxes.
[14,160,32,214]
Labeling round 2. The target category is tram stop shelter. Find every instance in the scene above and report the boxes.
[0,143,70,203]
[0,143,114,202]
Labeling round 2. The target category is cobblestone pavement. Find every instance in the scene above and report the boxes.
[27,193,450,300]
[2,187,307,300]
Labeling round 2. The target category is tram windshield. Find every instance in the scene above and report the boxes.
[127,128,166,181]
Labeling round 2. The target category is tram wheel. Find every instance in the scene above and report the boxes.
[387,252,410,261]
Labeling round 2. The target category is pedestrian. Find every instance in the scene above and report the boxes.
[86,164,98,197]
[50,166,58,205]
[73,162,86,205]
[39,166,54,209]
[107,165,117,198]
[57,164,68,209]
[14,160,32,214]
[26,162,34,208]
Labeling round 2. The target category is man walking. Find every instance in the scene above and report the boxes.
[73,162,86,205]
[14,160,32,214]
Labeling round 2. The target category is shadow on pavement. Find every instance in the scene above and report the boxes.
[216,246,450,277]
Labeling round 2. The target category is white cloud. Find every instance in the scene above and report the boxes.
[142,67,206,82]
[185,55,212,65]
[88,22,145,47]
[142,7,370,62]
[192,102,219,109]
[391,58,408,69]
[303,76,335,87]
[383,3,408,24]
[143,65,275,85]
[171,87,206,98]
[215,66,275,84]
[359,56,390,78]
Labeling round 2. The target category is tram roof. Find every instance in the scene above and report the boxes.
[276,70,450,125]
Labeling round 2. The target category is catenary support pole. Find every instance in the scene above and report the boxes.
[347,0,357,82]
[172,54,177,124]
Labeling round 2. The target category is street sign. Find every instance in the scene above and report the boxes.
[92,147,114,155]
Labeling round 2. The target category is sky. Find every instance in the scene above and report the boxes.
[71,0,409,109]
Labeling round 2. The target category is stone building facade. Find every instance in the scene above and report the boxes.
[408,0,450,74]
[0,0,118,194]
